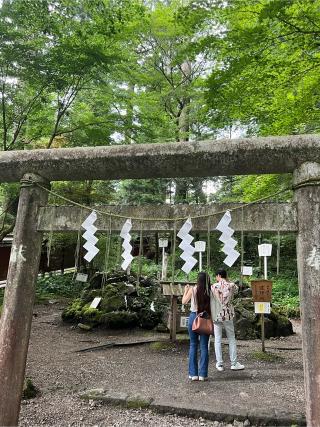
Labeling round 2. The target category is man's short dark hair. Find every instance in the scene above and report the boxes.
[216,268,227,279]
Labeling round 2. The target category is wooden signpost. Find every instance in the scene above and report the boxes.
[251,279,273,352]
[162,281,195,338]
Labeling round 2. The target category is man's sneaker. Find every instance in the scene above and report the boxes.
[199,376,208,381]
[216,363,224,372]
[231,362,245,370]
[189,375,199,381]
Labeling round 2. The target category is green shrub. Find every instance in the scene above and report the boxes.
[36,273,86,299]
[271,276,300,317]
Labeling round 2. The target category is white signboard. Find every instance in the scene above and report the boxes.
[254,302,271,314]
[90,297,102,309]
[180,316,189,328]
[75,273,88,283]
[158,238,168,248]
[258,244,272,257]
[241,266,253,276]
[195,241,206,252]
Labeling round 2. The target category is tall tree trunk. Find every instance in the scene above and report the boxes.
[125,83,135,144]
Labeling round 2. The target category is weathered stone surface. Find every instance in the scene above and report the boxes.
[1,134,320,183]
[80,389,153,408]
[0,174,49,426]
[126,394,153,409]
[293,161,320,426]
[235,318,257,340]
[37,203,298,232]
[80,389,128,404]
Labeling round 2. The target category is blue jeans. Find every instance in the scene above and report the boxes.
[188,311,210,377]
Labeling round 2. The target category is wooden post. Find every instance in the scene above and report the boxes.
[170,295,178,342]
[276,231,280,275]
[261,314,265,352]
[258,234,262,272]
[293,162,320,427]
[0,173,49,426]
[161,251,168,280]
[170,223,177,341]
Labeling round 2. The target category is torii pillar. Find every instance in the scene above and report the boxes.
[0,174,49,426]
[293,162,320,426]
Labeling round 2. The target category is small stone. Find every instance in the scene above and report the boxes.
[243,420,251,427]
[233,420,244,427]
[239,392,249,399]
[77,323,92,331]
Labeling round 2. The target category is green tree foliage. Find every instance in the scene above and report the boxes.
[0,0,143,151]
[0,0,143,240]
[203,0,320,136]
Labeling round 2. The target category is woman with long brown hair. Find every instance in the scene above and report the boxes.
[182,272,211,381]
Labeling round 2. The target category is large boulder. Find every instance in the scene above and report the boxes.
[233,298,294,340]
[100,311,139,329]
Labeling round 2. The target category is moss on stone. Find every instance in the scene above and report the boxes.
[81,305,102,324]
[61,298,84,322]
[99,284,126,313]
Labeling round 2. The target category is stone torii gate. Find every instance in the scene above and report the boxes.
[0,134,319,426]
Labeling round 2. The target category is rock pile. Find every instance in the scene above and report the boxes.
[62,271,167,330]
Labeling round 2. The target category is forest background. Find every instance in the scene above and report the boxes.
[1,0,318,315]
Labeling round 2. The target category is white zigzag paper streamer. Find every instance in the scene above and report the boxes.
[177,217,197,274]
[81,211,99,262]
[216,210,240,267]
[120,219,133,270]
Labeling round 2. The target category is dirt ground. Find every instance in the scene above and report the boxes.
[18,303,305,426]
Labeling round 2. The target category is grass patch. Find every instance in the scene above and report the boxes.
[250,350,284,362]
[149,341,174,351]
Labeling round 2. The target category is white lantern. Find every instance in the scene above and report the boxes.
[258,243,272,257]
[158,238,168,248]
[195,241,206,252]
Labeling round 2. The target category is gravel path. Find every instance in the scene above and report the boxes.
[18,304,305,426]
